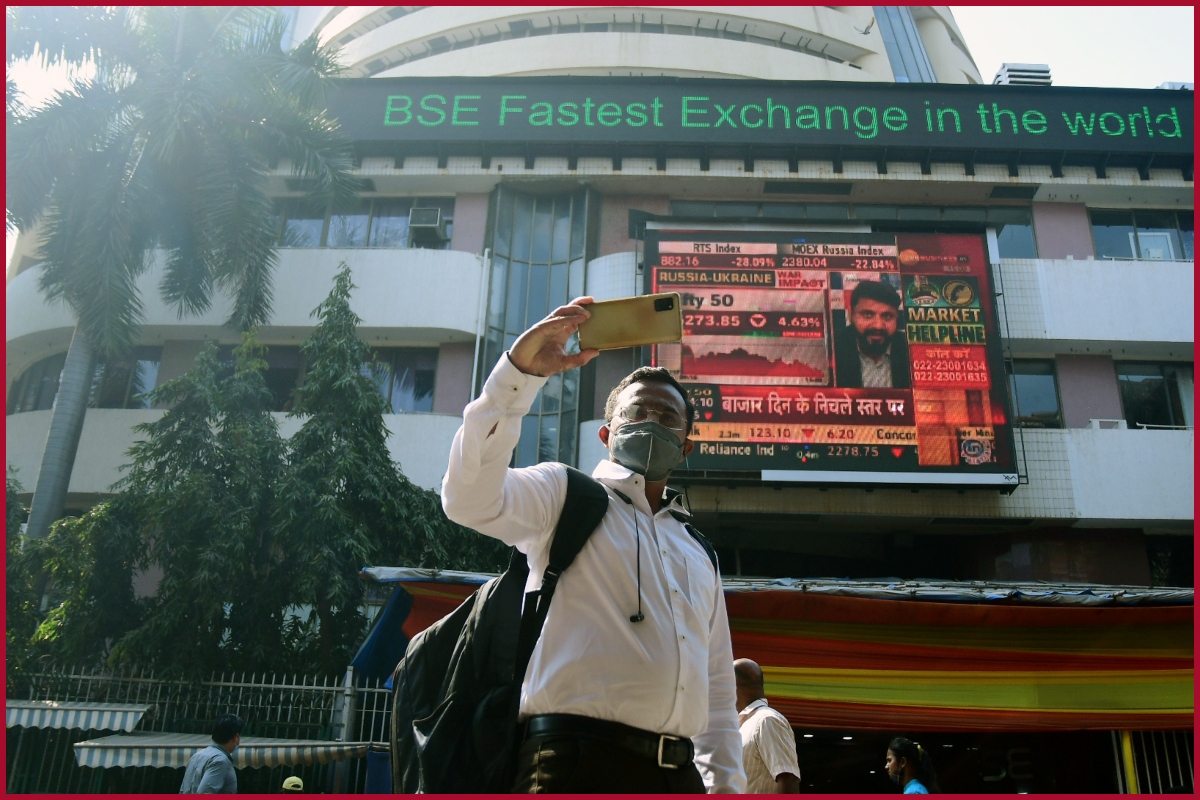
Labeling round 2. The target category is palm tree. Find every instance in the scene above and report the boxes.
[6,7,358,539]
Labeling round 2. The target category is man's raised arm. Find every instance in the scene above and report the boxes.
[441,298,599,547]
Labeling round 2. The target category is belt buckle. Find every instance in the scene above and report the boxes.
[657,734,681,769]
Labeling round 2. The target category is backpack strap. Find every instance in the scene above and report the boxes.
[669,510,719,573]
[513,466,609,681]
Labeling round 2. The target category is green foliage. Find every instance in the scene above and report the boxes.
[109,334,290,675]
[19,270,506,677]
[278,264,507,673]
[6,474,40,687]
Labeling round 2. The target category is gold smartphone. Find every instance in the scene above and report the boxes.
[577,292,683,351]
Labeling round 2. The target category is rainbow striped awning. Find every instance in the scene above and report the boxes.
[6,700,151,732]
[378,573,1192,732]
[73,732,371,769]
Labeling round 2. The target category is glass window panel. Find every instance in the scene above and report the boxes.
[282,201,326,247]
[713,202,757,217]
[548,262,568,308]
[896,206,941,221]
[542,373,562,414]
[494,190,514,257]
[559,408,578,467]
[531,196,553,263]
[943,207,989,222]
[761,203,806,219]
[1177,211,1193,260]
[1116,363,1176,428]
[369,199,413,247]
[487,255,508,331]
[91,360,133,409]
[551,197,571,263]
[128,356,160,408]
[568,258,585,301]
[570,192,587,259]
[361,360,391,403]
[34,353,66,411]
[326,203,369,247]
[386,348,438,413]
[1133,211,1182,260]
[1090,210,1135,259]
[987,208,1032,225]
[421,196,456,219]
[505,261,528,335]
[504,331,518,350]
[996,222,1037,259]
[561,369,579,412]
[481,328,504,385]
[853,205,897,220]
[1007,360,1061,428]
[806,204,850,220]
[538,416,559,464]
[526,263,549,329]
[671,201,715,217]
[517,415,539,466]
[512,195,533,260]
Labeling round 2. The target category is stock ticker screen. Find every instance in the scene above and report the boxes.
[646,229,1018,489]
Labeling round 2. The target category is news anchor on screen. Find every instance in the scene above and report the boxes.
[834,279,910,389]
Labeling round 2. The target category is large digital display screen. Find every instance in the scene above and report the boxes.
[647,229,1018,488]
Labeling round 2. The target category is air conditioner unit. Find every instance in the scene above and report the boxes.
[408,207,448,244]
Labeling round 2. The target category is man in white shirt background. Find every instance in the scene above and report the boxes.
[441,296,745,793]
[735,658,801,793]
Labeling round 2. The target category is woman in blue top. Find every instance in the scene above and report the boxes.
[885,737,940,794]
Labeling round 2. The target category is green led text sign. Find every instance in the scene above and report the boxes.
[328,76,1193,155]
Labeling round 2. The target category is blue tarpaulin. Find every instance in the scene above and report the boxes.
[349,585,413,683]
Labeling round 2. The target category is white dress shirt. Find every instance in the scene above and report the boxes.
[739,698,801,794]
[442,354,746,793]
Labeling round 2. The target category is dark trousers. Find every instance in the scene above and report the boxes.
[512,733,705,794]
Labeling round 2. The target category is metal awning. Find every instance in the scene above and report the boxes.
[6,700,152,732]
[73,732,371,769]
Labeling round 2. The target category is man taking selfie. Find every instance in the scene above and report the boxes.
[442,296,745,793]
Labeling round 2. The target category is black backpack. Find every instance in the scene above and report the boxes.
[389,466,718,793]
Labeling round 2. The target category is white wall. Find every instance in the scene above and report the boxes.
[1067,428,1194,525]
[7,248,486,378]
[6,408,464,498]
[585,252,639,302]
[995,258,1194,345]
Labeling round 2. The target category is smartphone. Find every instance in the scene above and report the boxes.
[577,292,683,351]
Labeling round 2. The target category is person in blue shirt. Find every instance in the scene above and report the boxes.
[885,736,939,794]
[180,714,242,793]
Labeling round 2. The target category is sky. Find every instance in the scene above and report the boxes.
[6,6,1196,266]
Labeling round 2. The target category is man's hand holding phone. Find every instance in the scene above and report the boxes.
[509,296,601,377]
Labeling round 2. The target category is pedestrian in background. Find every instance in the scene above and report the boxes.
[180,714,242,794]
[885,736,939,794]
[735,658,801,793]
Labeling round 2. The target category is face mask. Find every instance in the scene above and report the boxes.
[608,420,684,481]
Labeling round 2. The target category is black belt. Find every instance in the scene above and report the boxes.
[525,714,694,769]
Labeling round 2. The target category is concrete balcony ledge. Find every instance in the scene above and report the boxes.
[996,257,1194,347]
[6,248,485,357]
[6,408,462,502]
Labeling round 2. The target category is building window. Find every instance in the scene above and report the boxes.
[216,345,303,412]
[362,348,438,413]
[874,6,937,83]
[6,352,67,414]
[1115,363,1191,429]
[91,347,163,409]
[484,187,594,467]
[1006,360,1062,428]
[1090,210,1192,261]
[7,348,163,415]
[275,197,455,250]
[670,202,1037,258]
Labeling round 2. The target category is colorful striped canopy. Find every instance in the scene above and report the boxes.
[6,700,151,732]
[392,579,1192,732]
[73,732,370,769]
